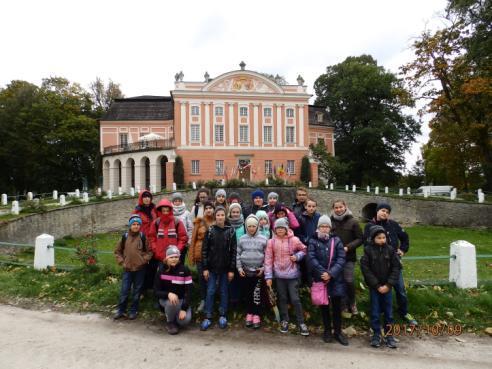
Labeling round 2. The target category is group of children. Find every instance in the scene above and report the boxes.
[114,187,416,348]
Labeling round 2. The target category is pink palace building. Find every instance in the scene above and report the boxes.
[100,62,334,192]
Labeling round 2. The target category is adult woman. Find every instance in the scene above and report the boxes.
[191,188,211,220]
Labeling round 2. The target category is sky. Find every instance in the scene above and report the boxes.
[1,0,449,171]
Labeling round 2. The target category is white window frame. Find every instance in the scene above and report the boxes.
[119,133,128,146]
[215,106,224,116]
[191,106,200,116]
[239,125,249,143]
[240,106,248,117]
[263,125,272,143]
[215,124,224,143]
[215,160,224,175]
[263,107,272,117]
[191,160,200,175]
[286,126,295,144]
[286,108,294,118]
[265,160,273,175]
[191,124,201,142]
[287,160,295,175]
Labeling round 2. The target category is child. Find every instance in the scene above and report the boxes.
[264,218,309,336]
[201,206,237,330]
[307,215,348,345]
[360,226,401,349]
[237,214,268,328]
[191,188,211,220]
[171,192,193,263]
[266,192,279,213]
[255,210,272,239]
[268,204,300,231]
[154,246,193,335]
[214,189,228,211]
[114,215,153,320]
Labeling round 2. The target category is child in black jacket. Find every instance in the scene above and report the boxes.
[154,246,192,335]
[360,226,401,349]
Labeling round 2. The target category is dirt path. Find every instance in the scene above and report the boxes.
[0,304,490,369]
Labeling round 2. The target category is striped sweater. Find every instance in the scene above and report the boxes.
[154,262,192,311]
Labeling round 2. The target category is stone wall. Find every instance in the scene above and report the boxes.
[0,188,490,244]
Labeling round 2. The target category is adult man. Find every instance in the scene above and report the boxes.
[363,202,418,326]
[291,187,308,219]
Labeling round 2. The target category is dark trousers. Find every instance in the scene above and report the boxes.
[393,270,408,317]
[196,261,208,300]
[320,296,342,334]
[205,272,229,319]
[117,269,145,314]
[144,259,158,290]
[276,278,304,325]
[243,275,262,316]
[342,261,356,308]
[369,288,394,335]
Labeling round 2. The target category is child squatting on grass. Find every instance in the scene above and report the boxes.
[114,214,153,320]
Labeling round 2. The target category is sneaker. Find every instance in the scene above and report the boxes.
[196,300,205,313]
[371,334,381,348]
[322,330,333,343]
[404,313,418,326]
[350,304,359,315]
[334,332,349,346]
[280,320,289,333]
[385,335,398,349]
[166,322,179,335]
[252,315,261,329]
[128,312,137,320]
[113,312,126,320]
[200,318,212,331]
[245,314,254,328]
[299,323,309,336]
[218,316,228,329]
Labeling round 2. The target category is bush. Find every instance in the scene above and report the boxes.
[20,200,47,214]
[203,180,221,189]
[300,156,311,185]
[173,156,185,186]
[225,179,244,188]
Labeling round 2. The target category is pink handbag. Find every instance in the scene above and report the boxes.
[310,238,334,306]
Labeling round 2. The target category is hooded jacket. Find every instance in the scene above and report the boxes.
[268,204,300,230]
[188,214,214,265]
[295,211,321,245]
[360,238,401,290]
[264,229,306,280]
[201,224,237,273]
[236,223,268,276]
[148,199,188,261]
[114,231,153,271]
[363,218,410,253]
[330,210,363,262]
[132,190,157,236]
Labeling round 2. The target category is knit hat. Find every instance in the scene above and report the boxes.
[228,192,241,202]
[204,200,215,210]
[171,192,183,202]
[267,192,279,200]
[251,189,265,200]
[128,214,142,227]
[215,189,227,198]
[141,190,152,199]
[215,205,226,215]
[274,217,289,230]
[369,225,387,240]
[376,202,392,213]
[317,214,332,228]
[245,214,259,227]
[166,245,181,259]
[228,203,242,216]
[255,210,269,222]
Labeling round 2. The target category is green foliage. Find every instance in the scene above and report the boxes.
[20,200,47,214]
[203,180,221,189]
[89,77,124,118]
[300,156,311,185]
[310,143,348,184]
[74,238,99,271]
[173,156,185,186]
[399,158,426,188]
[314,55,420,186]
[225,179,244,188]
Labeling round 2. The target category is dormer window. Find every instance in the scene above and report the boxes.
[317,112,323,123]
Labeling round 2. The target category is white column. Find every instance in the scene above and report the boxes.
[75,189,80,198]
[329,183,334,190]
[82,192,89,203]
[478,192,485,203]
[399,188,403,196]
[59,195,66,206]
[299,106,304,147]
[27,192,33,201]
[134,164,144,190]
[107,190,112,199]
[11,201,19,215]
[130,187,135,197]
[180,103,187,146]
[109,166,118,193]
[366,186,370,193]
[253,104,259,146]
[1,194,7,205]
[229,104,235,146]
[345,185,349,191]
[449,240,477,288]
[407,187,411,195]
[150,164,159,193]
[276,105,282,146]
[121,165,131,193]
[385,186,389,194]
[34,234,54,270]
[52,190,58,200]
[375,187,379,195]
[205,103,210,146]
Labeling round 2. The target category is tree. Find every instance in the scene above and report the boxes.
[402,0,492,190]
[309,142,348,184]
[173,156,185,187]
[300,156,311,184]
[399,157,426,189]
[89,77,124,117]
[314,55,420,186]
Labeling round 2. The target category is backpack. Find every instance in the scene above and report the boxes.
[121,231,147,251]
[154,216,181,234]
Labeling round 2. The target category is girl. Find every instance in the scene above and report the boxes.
[237,215,268,328]
[268,204,300,231]
[228,203,245,239]
[171,192,193,263]
[307,215,348,345]
[264,218,309,336]
[191,188,210,220]
[214,189,228,211]
[255,210,272,239]
[266,192,279,213]
[154,246,193,335]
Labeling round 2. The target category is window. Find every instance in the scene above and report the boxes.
[119,133,128,146]
[239,125,249,143]
[264,107,272,117]
[286,108,294,117]
[215,106,223,116]
[265,160,273,175]
[287,160,295,175]
[215,160,224,175]
[215,124,224,143]
[263,126,272,143]
[317,112,323,123]
[191,106,200,115]
[191,160,200,175]
[240,107,248,116]
[286,126,295,143]
[191,124,200,142]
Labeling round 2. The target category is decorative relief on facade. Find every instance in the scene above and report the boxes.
[208,76,278,93]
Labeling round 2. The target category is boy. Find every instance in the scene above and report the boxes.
[360,226,400,348]
[114,215,153,320]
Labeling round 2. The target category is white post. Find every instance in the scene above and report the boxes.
[27,192,33,201]
[450,188,457,200]
[352,185,356,192]
[107,190,112,199]
[478,192,485,203]
[241,178,245,183]
[135,185,141,194]
[424,189,429,198]
[221,179,225,186]
[325,184,328,189]
[1,194,7,205]
[34,234,55,270]
[329,183,334,190]
[399,188,403,196]
[97,187,102,196]
[130,187,135,197]
[345,185,349,191]
[477,188,483,195]
[366,186,370,193]
[309,181,313,188]
[148,184,155,194]
[75,189,80,198]
[52,190,58,200]
[265,178,269,185]
[449,240,477,289]
[385,186,389,194]
[375,187,379,195]
[192,182,197,190]
[59,195,66,206]
[407,187,411,195]
[11,201,20,215]
[118,186,123,196]
[82,192,89,203]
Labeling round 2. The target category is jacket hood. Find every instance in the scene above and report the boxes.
[137,190,153,206]
[156,199,173,214]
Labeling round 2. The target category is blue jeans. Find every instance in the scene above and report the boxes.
[393,270,408,317]
[205,272,229,319]
[117,269,146,314]
[369,288,393,335]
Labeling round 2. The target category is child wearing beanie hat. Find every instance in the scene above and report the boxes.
[267,192,279,212]
[255,210,271,239]
[265,216,309,336]
[114,214,153,321]
[307,214,348,345]
[154,245,193,335]
[214,189,228,210]
[237,214,268,328]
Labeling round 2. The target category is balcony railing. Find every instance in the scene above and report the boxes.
[103,138,176,155]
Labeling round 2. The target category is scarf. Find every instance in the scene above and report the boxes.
[229,214,245,230]
[316,231,330,240]
[173,203,186,217]
[331,208,353,222]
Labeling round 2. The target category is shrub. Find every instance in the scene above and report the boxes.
[300,156,311,185]
[173,156,185,186]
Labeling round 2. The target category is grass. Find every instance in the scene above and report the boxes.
[0,225,491,333]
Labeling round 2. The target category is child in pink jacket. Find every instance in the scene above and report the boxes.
[264,218,308,336]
